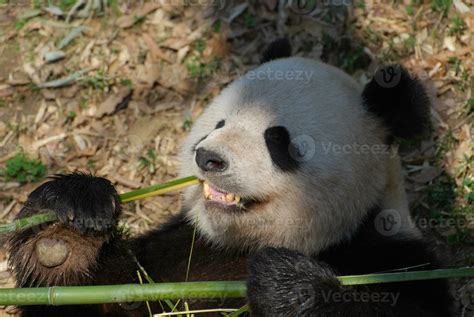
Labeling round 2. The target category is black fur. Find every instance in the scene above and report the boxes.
[247,208,452,317]
[9,175,452,317]
[24,173,121,232]
[261,38,292,64]
[362,65,431,140]
[264,126,300,172]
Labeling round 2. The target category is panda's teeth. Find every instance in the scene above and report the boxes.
[203,181,242,205]
[203,182,210,199]
[225,193,235,202]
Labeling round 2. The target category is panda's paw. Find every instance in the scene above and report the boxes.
[20,173,121,233]
[247,247,340,317]
[7,173,121,287]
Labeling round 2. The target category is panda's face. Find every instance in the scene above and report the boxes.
[179,57,392,254]
[189,106,286,213]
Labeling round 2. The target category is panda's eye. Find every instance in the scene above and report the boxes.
[215,120,225,129]
[264,126,299,172]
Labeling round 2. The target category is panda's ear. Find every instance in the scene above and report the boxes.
[261,38,292,64]
[362,65,431,140]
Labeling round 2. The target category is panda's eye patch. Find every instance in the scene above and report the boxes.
[264,126,299,172]
[215,120,225,129]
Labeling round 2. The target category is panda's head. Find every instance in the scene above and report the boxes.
[179,44,429,254]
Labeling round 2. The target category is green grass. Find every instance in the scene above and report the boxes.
[449,16,466,36]
[185,39,221,79]
[182,117,192,131]
[120,78,133,89]
[195,38,206,54]
[421,175,473,244]
[79,70,111,91]
[244,13,256,29]
[466,98,474,115]
[404,36,416,51]
[34,0,42,9]
[66,111,76,122]
[15,19,27,30]
[431,0,452,16]
[138,148,157,174]
[79,97,88,110]
[339,45,370,74]
[3,152,46,184]
[425,177,456,218]
[58,0,77,11]
[213,19,222,33]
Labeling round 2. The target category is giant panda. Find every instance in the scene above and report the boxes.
[7,40,452,317]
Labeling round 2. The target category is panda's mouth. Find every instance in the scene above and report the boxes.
[202,181,253,209]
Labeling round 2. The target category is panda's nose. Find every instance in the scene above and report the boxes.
[195,148,228,172]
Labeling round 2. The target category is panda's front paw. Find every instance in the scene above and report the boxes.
[22,173,121,232]
[247,247,340,317]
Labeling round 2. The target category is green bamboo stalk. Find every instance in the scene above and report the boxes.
[337,267,474,285]
[119,176,199,203]
[0,176,200,234]
[0,281,246,306]
[0,212,58,234]
[0,268,472,306]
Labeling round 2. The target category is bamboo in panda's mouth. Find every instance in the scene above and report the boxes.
[203,181,242,205]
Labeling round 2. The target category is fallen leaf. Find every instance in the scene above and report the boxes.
[95,87,132,118]
[409,166,442,183]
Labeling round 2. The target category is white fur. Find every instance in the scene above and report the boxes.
[178,57,419,255]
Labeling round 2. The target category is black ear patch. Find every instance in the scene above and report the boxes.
[261,38,292,64]
[264,126,299,172]
[362,65,431,140]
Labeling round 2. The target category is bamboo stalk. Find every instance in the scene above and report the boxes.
[119,176,199,203]
[0,268,473,306]
[0,176,200,234]
[0,281,246,306]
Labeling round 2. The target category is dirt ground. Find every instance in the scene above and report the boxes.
[0,1,472,316]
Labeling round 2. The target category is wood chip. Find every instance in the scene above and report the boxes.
[113,175,142,189]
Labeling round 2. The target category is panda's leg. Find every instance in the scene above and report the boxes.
[247,247,451,317]
[6,174,144,317]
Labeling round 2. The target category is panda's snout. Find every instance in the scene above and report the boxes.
[195,148,228,172]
